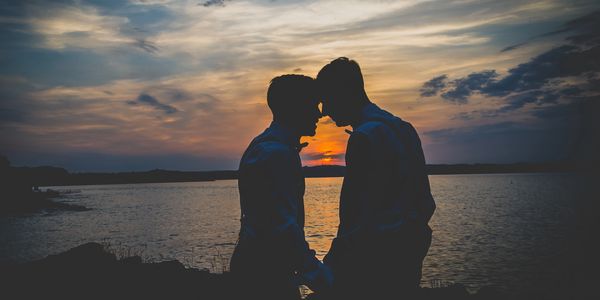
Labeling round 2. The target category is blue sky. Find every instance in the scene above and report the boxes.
[1,0,598,171]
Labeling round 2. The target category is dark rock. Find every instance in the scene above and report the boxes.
[473,286,506,300]
[153,259,186,272]
[120,255,143,265]
[44,242,117,266]
[419,284,471,300]
[0,242,530,300]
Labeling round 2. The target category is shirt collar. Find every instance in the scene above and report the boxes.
[353,102,381,129]
[267,121,302,148]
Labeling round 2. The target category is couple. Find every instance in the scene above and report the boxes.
[230,57,436,300]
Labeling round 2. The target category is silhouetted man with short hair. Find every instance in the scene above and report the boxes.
[230,74,333,300]
[318,58,436,299]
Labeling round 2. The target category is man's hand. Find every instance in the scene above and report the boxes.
[297,260,334,292]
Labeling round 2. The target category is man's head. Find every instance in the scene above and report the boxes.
[267,74,321,136]
[317,57,370,127]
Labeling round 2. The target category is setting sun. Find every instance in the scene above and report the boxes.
[301,121,348,166]
[321,157,333,163]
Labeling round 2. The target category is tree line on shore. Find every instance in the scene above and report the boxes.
[0,155,579,188]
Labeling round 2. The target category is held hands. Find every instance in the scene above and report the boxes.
[295,258,334,292]
[309,262,334,292]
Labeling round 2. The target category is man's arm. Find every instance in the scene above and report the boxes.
[407,124,436,223]
[264,146,333,291]
[339,132,371,236]
[416,150,436,223]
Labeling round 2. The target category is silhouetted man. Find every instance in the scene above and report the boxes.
[230,75,333,300]
[318,58,436,299]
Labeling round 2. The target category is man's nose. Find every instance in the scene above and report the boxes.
[321,104,329,116]
[315,109,323,120]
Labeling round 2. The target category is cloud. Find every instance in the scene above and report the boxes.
[423,117,582,163]
[450,91,584,121]
[200,0,231,7]
[12,1,167,55]
[302,151,345,162]
[130,0,176,5]
[128,93,179,114]
[133,37,159,54]
[428,44,599,104]
[484,45,599,98]
[421,10,600,116]
[500,42,527,53]
[441,70,498,103]
[0,108,26,123]
[2,0,600,169]
[498,90,550,112]
[537,9,600,46]
[419,75,447,97]
[415,9,599,164]
[0,76,35,125]
[150,0,529,75]
[426,121,520,142]
[0,73,274,171]
[530,101,579,120]
[501,10,600,52]
[298,0,581,48]
[25,2,130,50]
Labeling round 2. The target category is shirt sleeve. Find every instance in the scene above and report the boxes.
[338,132,372,236]
[239,143,302,234]
[263,147,303,233]
[264,146,333,291]
[408,125,436,223]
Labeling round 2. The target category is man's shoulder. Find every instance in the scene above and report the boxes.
[354,118,403,137]
[353,115,420,150]
[358,111,415,132]
[242,138,295,165]
[258,141,295,158]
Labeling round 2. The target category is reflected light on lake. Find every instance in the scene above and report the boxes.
[0,174,578,295]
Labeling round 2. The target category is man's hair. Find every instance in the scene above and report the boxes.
[316,57,365,95]
[267,74,317,116]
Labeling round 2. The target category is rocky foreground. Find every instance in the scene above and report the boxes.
[2,243,226,299]
[1,242,593,300]
[1,242,502,300]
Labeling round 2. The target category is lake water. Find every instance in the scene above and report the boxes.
[0,174,580,294]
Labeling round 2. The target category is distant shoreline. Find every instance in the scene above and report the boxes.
[24,162,581,187]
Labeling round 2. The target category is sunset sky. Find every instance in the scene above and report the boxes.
[1,0,599,171]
